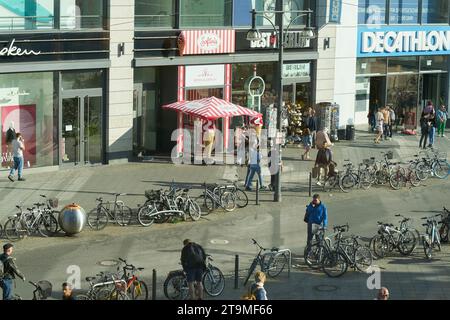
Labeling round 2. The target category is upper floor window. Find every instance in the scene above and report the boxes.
[422,0,449,24]
[358,0,386,25]
[180,0,232,27]
[135,0,175,28]
[389,0,419,24]
[0,0,105,31]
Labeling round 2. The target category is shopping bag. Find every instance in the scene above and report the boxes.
[312,166,320,179]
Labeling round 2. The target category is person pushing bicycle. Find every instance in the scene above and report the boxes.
[181,239,206,300]
[304,194,328,245]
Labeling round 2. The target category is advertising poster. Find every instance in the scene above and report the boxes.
[1,105,36,167]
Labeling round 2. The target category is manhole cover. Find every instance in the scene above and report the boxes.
[314,285,339,292]
[97,259,119,267]
[210,239,229,245]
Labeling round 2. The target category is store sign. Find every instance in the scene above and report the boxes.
[179,30,235,55]
[283,63,310,79]
[358,26,450,57]
[0,39,41,57]
[329,0,342,23]
[185,64,225,87]
[249,31,310,49]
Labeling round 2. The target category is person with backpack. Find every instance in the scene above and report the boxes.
[181,239,206,300]
[0,243,25,300]
[249,271,268,300]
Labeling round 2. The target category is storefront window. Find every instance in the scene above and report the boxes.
[0,72,57,168]
[180,0,232,27]
[358,0,386,25]
[388,56,418,73]
[420,56,448,72]
[62,70,104,90]
[389,0,419,24]
[135,0,174,28]
[422,0,449,24]
[60,0,104,29]
[356,58,387,75]
[387,74,418,123]
[0,0,54,30]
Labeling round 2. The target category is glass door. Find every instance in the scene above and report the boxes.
[60,89,103,166]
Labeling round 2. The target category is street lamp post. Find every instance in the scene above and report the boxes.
[247,0,315,202]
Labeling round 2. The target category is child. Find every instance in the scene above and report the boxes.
[302,128,312,160]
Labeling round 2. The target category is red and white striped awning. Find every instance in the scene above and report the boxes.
[162,96,262,121]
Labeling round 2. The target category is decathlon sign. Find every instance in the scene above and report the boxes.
[358,26,450,57]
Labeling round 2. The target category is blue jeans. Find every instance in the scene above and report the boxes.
[9,157,23,178]
[2,278,13,300]
[245,164,263,189]
[429,127,435,145]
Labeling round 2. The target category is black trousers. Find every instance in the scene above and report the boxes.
[419,132,428,148]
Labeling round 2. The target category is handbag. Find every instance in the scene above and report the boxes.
[312,166,320,179]
[303,211,309,223]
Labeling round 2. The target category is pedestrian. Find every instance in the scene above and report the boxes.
[0,243,25,300]
[382,106,391,140]
[180,239,206,300]
[428,112,436,148]
[388,106,396,138]
[250,271,268,300]
[301,128,312,161]
[244,141,264,191]
[304,194,328,245]
[8,133,26,182]
[307,109,318,148]
[62,282,76,300]
[315,127,332,150]
[367,110,375,132]
[5,122,15,166]
[314,142,332,186]
[203,119,216,165]
[419,112,431,149]
[376,287,389,300]
[437,105,448,137]
[374,108,384,144]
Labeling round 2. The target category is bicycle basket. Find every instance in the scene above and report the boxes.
[48,198,59,208]
[37,280,52,299]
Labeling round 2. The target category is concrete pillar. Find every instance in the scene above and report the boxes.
[108,0,135,163]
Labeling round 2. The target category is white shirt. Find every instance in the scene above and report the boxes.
[12,139,24,158]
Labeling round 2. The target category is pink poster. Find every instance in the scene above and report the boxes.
[2,105,37,166]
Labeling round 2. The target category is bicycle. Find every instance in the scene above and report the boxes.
[196,183,236,214]
[163,255,225,300]
[389,162,420,190]
[38,195,61,232]
[439,207,450,243]
[369,215,418,259]
[76,272,129,300]
[117,257,148,300]
[242,238,288,286]
[87,193,133,230]
[215,182,248,209]
[421,214,442,260]
[14,281,52,300]
[4,205,58,241]
[304,226,335,269]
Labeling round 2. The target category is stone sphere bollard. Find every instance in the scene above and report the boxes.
[58,203,87,236]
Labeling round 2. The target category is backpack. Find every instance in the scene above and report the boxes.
[189,243,205,268]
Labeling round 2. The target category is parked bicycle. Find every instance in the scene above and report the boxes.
[77,271,129,300]
[421,214,442,260]
[14,281,52,300]
[304,226,335,269]
[87,193,133,230]
[196,183,236,214]
[242,238,288,286]
[439,207,450,243]
[163,254,225,300]
[117,257,148,300]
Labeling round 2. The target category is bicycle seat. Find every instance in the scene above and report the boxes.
[27,208,34,211]
[85,277,96,282]
[137,267,145,271]
[33,203,45,207]
[16,205,22,209]
[271,247,279,252]
[422,223,428,226]
[96,197,103,202]
[183,189,190,193]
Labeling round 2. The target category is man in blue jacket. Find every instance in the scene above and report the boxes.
[304,194,328,244]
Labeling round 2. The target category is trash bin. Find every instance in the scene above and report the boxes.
[346,125,355,141]
[337,129,346,141]
[58,203,87,236]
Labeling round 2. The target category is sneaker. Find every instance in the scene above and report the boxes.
[18,177,26,181]
[443,134,446,137]
[8,175,14,182]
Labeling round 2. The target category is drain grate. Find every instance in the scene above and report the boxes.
[314,285,339,292]
[97,259,119,267]
[210,239,229,245]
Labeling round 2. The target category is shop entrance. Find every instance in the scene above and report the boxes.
[369,77,386,112]
[420,73,447,110]
[60,89,103,166]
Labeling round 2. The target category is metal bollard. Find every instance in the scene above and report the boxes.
[152,269,157,300]
[234,255,239,289]
[256,180,260,205]
[309,172,312,197]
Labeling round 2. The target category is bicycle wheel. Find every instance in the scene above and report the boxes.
[87,207,109,231]
[304,243,328,269]
[202,266,225,297]
[163,273,189,300]
[339,174,356,193]
[439,223,449,243]
[389,171,403,190]
[322,250,348,278]
[234,189,249,208]
[323,175,337,192]
[359,171,373,190]
[243,260,258,286]
[354,246,373,273]
[370,235,388,259]
[195,195,214,215]
[432,160,449,179]
[408,170,421,187]
[95,288,114,300]
[115,204,133,226]
[75,294,91,300]
[423,238,432,260]
[398,230,417,256]
[187,199,202,221]
[37,214,59,237]
[416,162,430,181]
[4,217,23,242]
[130,280,149,300]
[137,203,158,227]
[220,191,236,212]
[266,252,288,278]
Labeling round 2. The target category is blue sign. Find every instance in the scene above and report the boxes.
[329,0,342,23]
[357,25,450,58]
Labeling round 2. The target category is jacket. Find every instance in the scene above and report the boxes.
[307,116,317,131]
[305,202,328,227]
[250,283,268,300]
[0,254,25,280]
[181,243,206,270]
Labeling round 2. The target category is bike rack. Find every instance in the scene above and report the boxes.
[264,248,292,278]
